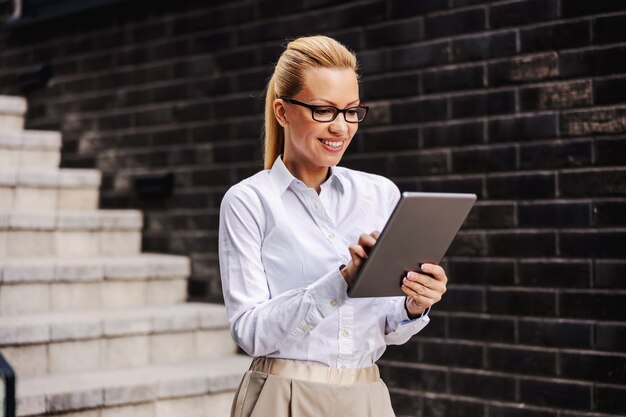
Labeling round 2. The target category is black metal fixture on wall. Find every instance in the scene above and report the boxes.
[0,353,15,417]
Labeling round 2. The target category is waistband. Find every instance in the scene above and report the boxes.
[249,357,380,385]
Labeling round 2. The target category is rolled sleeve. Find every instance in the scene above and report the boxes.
[384,297,430,345]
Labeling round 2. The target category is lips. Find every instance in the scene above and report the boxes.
[318,138,345,151]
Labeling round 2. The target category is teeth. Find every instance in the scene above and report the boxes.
[321,139,342,149]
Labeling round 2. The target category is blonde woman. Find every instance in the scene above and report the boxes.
[219,35,448,417]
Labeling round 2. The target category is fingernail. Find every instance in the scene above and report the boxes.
[403,277,408,283]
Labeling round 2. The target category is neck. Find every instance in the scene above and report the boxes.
[282,156,330,194]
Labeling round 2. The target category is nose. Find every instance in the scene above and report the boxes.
[328,113,350,135]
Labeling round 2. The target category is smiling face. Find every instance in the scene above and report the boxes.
[274,67,360,184]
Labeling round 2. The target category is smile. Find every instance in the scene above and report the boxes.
[319,138,344,149]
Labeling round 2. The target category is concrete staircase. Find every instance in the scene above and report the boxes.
[0,96,250,417]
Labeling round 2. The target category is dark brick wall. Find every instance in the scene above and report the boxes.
[1,1,626,416]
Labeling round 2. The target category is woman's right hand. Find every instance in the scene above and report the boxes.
[341,231,380,287]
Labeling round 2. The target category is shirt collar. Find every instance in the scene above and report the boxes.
[268,154,345,195]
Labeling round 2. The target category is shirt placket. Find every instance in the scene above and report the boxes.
[306,188,354,368]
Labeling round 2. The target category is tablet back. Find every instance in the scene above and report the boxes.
[348,192,477,298]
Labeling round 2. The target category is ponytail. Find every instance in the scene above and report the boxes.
[263,76,284,169]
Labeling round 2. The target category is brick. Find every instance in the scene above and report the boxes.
[595,260,626,288]
[594,77,626,106]
[561,0,626,17]
[358,50,391,74]
[422,65,484,94]
[425,8,485,39]
[447,232,487,256]
[422,121,484,148]
[423,397,484,417]
[562,107,626,136]
[518,201,591,228]
[489,52,558,86]
[595,13,626,45]
[387,151,449,176]
[359,127,420,152]
[594,201,626,227]
[382,365,447,392]
[487,231,556,257]
[464,203,515,229]
[519,140,592,170]
[560,46,626,78]
[560,168,626,197]
[561,352,626,384]
[380,340,418,362]
[450,371,515,401]
[520,20,591,53]
[451,90,516,118]
[594,137,626,165]
[365,102,391,126]
[596,323,626,351]
[416,176,485,197]
[448,316,515,343]
[436,287,484,313]
[490,0,559,29]
[388,391,419,417]
[390,97,447,124]
[487,173,556,199]
[487,288,557,316]
[519,319,592,348]
[487,346,557,376]
[560,231,626,258]
[596,385,626,414]
[390,41,450,71]
[390,0,449,17]
[519,81,591,111]
[519,259,592,288]
[365,18,423,48]
[520,379,592,410]
[451,146,516,173]
[488,114,558,143]
[361,73,419,100]
[420,340,483,368]
[452,31,517,62]
[560,291,626,320]
[446,259,515,286]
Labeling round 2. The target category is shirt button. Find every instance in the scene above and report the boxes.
[330,299,337,307]
[328,232,335,239]
[302,324,311,332]
[341,329,350,337]
[341,257,348,264]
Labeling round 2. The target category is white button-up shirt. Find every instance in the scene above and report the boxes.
[219,155,430,368]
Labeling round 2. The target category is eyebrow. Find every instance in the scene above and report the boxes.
[310,98,361,106]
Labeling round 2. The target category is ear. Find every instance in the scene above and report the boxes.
[273,99,288,127]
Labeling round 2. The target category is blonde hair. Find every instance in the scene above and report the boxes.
[263,35,359,169]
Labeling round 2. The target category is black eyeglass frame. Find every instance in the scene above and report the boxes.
[279,97,369,123]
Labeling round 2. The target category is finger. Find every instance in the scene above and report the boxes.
[402,277,443,299]
[421,263,448,283]
[348,244,368,261]
[405,271,446,293]
[401,283,441,303]
[358,233,377,249]
[370,230,381,239]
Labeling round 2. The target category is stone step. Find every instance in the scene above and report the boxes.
[16,354,251,417]
[0,254,190,315]
[0,130,62,170]
[0,210,142,258]
[0,168,101,212]
[0,303,237,377]
[0,96,27,132]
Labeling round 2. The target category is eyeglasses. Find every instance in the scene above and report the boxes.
[280,98,369,123]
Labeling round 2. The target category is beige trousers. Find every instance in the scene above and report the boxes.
[230,357,396,417]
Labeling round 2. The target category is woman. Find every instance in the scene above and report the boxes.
[219,35,448,417]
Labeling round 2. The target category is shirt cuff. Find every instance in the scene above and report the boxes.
[307,268,349,319]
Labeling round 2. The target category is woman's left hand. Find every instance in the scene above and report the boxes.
[402,263,447,318]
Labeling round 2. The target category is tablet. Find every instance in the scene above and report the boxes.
[348,192,477,298]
